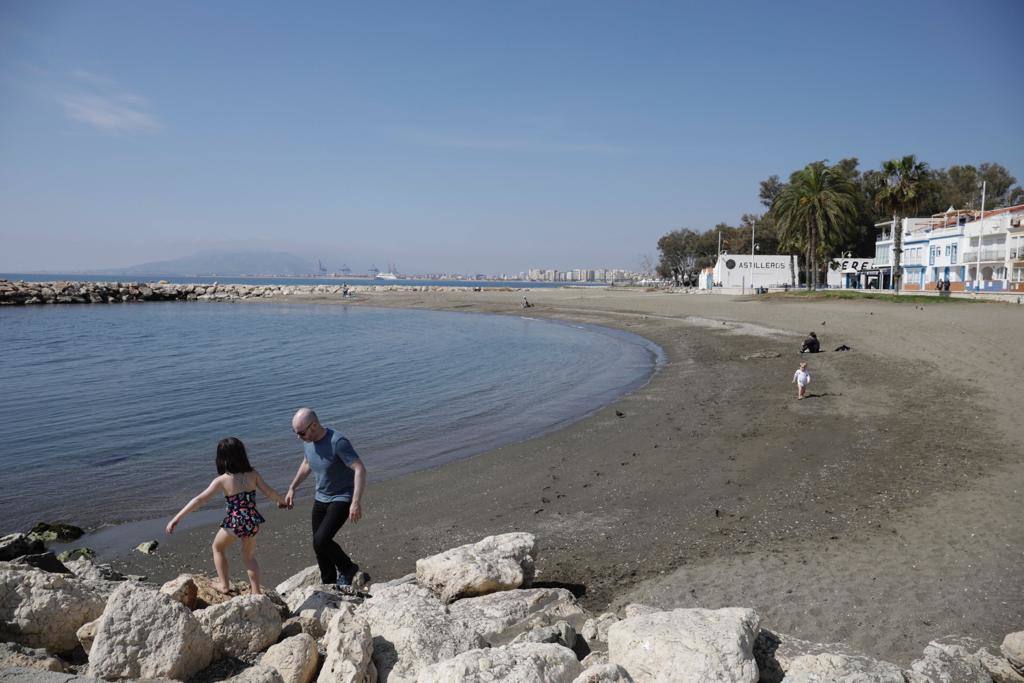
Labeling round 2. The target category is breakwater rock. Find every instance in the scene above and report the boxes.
[0,279,525,306]
[1,531,1022,681]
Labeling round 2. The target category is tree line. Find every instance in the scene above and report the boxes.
[656,158,1024,290]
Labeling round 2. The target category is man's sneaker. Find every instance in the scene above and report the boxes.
[334,574,351,590]
[352,569,372,592]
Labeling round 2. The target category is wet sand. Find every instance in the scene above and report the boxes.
[114,287,1024,666]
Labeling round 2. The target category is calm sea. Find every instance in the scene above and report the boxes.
[0,303,661,533]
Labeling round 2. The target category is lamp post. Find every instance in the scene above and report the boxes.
[974,181,986,293]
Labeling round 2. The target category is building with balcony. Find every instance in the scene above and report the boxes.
[874,204,1024,292]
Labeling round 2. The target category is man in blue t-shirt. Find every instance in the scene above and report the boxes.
[284,407,368,587]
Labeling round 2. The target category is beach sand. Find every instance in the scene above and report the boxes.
[113,287,1024,666]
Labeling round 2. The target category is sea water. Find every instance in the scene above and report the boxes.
[0,302,660,532]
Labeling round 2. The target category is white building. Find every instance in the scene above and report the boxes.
[874,204,1024,292]
[711,255,791,289]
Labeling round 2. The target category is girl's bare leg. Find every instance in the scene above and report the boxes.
[212,528,236,593]
[241,536,261,594]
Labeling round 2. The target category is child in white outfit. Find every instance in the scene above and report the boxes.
[793,362,810,399]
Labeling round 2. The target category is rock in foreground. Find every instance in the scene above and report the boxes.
[607,607,760,683]
[416,532,536,603]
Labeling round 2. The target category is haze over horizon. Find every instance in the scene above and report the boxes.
[2,1,1022,274]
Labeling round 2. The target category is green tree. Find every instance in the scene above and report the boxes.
[771,162,859,290]
[875,155,929,294]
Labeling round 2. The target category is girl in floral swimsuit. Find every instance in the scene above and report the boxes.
[167,437,287,595]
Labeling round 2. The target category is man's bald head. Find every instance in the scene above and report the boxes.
[293,408,319,431]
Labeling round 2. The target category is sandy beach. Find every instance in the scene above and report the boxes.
[112,287,1024,666]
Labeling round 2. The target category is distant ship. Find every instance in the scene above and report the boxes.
[375,263,400,280]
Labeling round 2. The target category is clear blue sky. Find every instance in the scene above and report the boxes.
[2,1,1022,274]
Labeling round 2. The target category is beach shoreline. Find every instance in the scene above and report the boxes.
[103,286,1023,666]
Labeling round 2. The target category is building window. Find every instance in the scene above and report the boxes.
[951,245,957,264]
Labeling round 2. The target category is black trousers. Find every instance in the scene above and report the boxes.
[311,500,355,584]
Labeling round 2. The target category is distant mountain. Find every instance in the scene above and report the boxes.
[98,250,316,277]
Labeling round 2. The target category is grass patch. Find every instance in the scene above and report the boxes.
[765,290,977,304]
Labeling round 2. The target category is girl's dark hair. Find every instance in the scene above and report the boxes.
[216,437,254,475]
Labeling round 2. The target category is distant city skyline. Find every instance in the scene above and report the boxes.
[1,2,1022,273]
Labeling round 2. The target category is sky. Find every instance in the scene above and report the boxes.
[1,1,1022,274]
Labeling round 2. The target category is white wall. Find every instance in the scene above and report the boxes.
[712,255,791,288]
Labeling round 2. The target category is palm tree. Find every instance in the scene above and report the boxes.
[771,163,859,290]
[875,155,929,294]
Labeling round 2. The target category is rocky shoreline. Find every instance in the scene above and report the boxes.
[0,279,527,306]
[2,531,1022,682]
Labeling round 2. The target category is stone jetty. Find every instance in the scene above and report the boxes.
[0,279,521,306]
[1,530,1022,681]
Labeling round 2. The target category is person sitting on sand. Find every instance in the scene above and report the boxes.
[793,361,811,400]
[166,437,287,595]
[522,296,533,308]
[800,331,820,354]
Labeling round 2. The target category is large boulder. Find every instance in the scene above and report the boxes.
[415,533,536,603]
[76,617,98,654]
[63,558,127,582]
[417,642,581,683]
[160,575,199,609]
[0,535,44,562]
[572,663,633,683]
[909,639,994,683]
[275,565,322,605]
[0,563,110,651]
[88,581,214,680]
[286,584,358,616]
[924,636,1024,683]
[447,588,589,646]
[581,613,620,649]
[27,523,84,543]
[229,666,287,683]
[196,593,283,657]
[356,581,485,682]
[317,606,375,683]
[607,607,760,683]
[782,653,905,682]
[0,641,64,672]
[754,630,905,683]
[261,633,319,683]
[1004,632,1024,674]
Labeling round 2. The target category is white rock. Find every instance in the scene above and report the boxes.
[261,633,319,683]
[910,640,993,682]
[76,617,98,654]
[511,620,577,649]
[753,630,906,683]
[0,563,110,651]
[1004,632,1024,674]
[416,642,581,683]
[926,636,1023,683]
[607,607,760,683]
[0,641,64,672]
[447,588,589,646]
[580,652,609,669]
[196,593,283,657]
[88,581,214,681]
[230,665,287,683]
[160,574,199,609]
[281,613,329,641]
[275,565,322,605]
[64,558,127,582]
[581,613,620,646]
[572,663,633,683]
[318,606,376,683]
[287,584,358,616]
[621,604,659,619]
[415,533,536,603]
[783,653,905,682]
[356,581,485,682]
